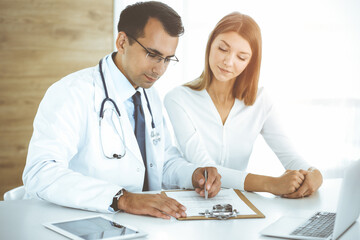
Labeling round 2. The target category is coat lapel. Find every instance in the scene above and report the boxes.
[93,58,143,165]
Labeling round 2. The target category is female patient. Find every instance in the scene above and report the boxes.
[164,12,322,198]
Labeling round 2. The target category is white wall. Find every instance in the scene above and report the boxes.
[114,0,360,177]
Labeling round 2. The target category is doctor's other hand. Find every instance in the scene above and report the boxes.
[192,167,221,198]
[282,168,323,199]
[118,190,186,219]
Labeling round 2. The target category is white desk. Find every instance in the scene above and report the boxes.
[1,179,359,240]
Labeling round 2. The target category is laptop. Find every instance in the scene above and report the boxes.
[261,159,360,240]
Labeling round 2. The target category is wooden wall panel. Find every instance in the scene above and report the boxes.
[0,0,113,199]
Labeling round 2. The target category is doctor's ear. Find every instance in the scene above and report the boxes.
[116,32,127,53]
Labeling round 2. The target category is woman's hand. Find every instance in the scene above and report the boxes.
[244,170,304,195]
[269,170,306,196]
[282,168,323,198]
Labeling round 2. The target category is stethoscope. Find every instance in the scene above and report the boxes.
[98,58,161,159]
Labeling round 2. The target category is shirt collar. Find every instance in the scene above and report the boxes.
[105,52,139,102]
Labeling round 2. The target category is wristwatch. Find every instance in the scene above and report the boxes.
[111,188,125,211]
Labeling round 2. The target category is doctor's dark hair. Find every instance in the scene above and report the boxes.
[117,1,184,43]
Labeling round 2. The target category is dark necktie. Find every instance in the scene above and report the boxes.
[132,91,149,191]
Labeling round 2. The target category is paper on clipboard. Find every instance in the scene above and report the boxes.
[163,188,265,220]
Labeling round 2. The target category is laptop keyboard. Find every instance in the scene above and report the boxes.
[290,211,336,238]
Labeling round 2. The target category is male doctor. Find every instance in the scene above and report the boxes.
[22,1,221,219]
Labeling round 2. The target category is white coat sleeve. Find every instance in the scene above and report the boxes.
[161,116,199,190]
[164,92,248,190]
[260,96,312,171]
[22,80,120,213]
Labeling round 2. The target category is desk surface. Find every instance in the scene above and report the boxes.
[1,179,359,240]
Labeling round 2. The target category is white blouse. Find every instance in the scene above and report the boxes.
[164,86,311,190]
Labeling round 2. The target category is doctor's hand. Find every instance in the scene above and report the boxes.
[282,168,323,199]
[118,191,187,220]
[192,167,221,198]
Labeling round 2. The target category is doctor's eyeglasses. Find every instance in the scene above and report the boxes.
[127,34,179,66]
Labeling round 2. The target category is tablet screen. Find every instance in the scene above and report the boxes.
[45,216,145,240]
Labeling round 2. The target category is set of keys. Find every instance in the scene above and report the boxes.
[199,204,239,220]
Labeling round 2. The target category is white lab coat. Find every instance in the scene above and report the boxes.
[23,54,197,213]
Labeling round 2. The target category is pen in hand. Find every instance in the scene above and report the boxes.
[204,169,208,199]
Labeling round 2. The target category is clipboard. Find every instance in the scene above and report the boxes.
[162,189,265,220]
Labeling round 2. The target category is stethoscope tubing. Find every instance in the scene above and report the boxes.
[98,58,157,134]
[99,59,155,126]
[98,57,161,159]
